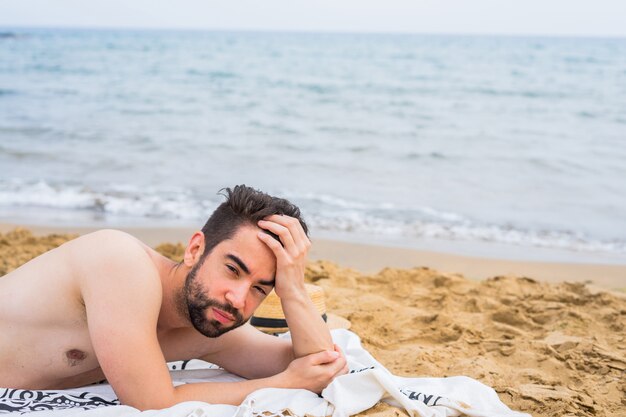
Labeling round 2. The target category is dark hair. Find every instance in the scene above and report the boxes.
[200,185,308,258]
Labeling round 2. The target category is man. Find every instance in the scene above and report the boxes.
[0,185,348,410]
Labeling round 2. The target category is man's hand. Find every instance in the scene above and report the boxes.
[279,346,349,394]
[256,214,310,300]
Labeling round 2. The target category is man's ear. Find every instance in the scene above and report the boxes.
[184,231,206,267]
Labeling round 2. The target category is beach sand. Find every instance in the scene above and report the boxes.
[1,226,625,417]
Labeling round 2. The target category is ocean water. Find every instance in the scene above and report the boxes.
[1,28,625,262]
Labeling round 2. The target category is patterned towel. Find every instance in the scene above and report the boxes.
[0,330,531,417]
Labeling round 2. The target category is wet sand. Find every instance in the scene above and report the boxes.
[1,226,625,416]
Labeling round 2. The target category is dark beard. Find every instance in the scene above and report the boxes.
[182,260,246,338]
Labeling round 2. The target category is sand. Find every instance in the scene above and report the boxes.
[1,227,625,417]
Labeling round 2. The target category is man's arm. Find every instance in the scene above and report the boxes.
[201,323,295,379]
[257,215,334,358]
[74,230,187,409]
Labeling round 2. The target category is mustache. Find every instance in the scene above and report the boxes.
[200,298,243,321]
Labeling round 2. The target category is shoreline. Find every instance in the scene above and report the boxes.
[2,222,624,290]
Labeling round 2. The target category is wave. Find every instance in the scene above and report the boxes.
[0,89,18,97]
[462,86,568,99]
[308,209,626,254]
[280,190,626,254]
[0,180,215,221]
[1,181,625,255]
[297,82,338,95]
[0,32,19,40]
[185,69,239,79]
[405,152,446,160]
[0,145,56,160]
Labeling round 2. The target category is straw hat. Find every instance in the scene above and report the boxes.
[251,284,351,334]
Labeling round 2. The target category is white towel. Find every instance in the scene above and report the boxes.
[0,329,530,417]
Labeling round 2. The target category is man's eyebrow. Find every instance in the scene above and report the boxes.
[258,278,275,287]
[225,254,274,286]
[226,254,250,275]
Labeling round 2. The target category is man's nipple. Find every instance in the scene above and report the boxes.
[65,349,87,367]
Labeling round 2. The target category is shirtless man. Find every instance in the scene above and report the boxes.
[0,185,347,410]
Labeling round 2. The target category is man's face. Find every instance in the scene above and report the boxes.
[183,225,276,338]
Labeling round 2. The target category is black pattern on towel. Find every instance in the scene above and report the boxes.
[0,388,119,414]
[0,360,197,414]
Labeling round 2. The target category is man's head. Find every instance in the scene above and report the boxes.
[200,185,308,259]
[180,185,308,337]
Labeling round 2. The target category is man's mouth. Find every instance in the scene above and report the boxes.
[212,308,235,324]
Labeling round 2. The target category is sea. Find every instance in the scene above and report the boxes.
[1,28,625,263]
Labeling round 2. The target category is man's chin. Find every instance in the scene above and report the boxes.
[194,319,245,338]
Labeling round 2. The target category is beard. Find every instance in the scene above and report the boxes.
[182,260,247,338]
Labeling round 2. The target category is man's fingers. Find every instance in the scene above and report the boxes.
[336,363,349,377]
[257,231,287,259]
[257,220,296,254]
[330,354,348,378]
[308,349,340,366]
[264,214,310,252]
[335,354,347,370]
[329,345,349,377]
[264,215,307,247]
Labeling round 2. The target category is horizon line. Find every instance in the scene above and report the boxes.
[2,24,626,40]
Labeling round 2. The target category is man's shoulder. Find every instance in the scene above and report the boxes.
[69,229,148,257]
[79,228,143,245]
[67,229,161,286]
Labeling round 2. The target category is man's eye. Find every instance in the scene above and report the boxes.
[226,265,238,275]
[254,286,267,296]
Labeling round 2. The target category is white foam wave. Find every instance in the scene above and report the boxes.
[0,180,216,220]
[282,191,376,210]
[1,180,624,254]
[0,181,96,209]
[308,210,626,254]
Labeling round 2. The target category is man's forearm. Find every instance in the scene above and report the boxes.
[280,289,334,358]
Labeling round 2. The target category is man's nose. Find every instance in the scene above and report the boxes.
[225,282,247,310]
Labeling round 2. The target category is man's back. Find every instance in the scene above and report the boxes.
[0,230,161,389]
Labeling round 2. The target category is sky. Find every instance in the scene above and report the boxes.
[1,0,625,37]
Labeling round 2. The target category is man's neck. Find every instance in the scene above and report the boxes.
[155,254,192,331]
